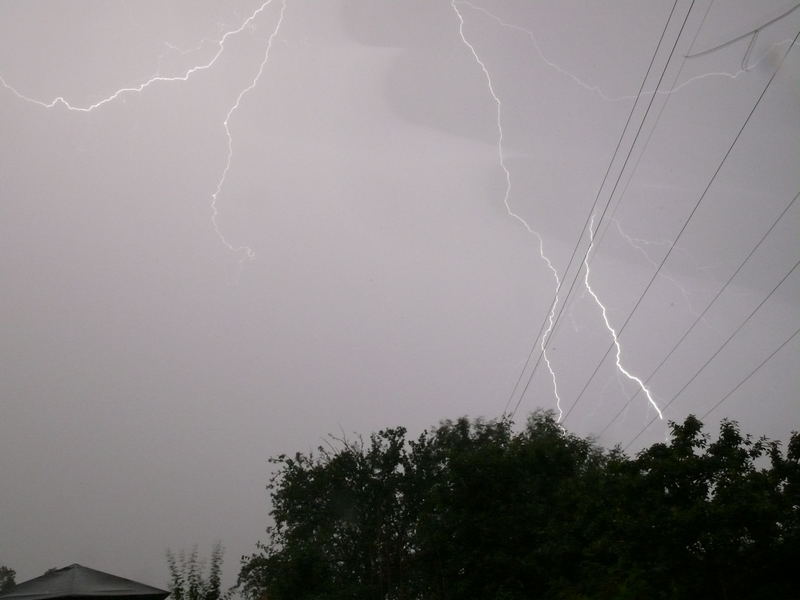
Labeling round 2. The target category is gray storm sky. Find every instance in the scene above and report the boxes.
[1,0,799,589]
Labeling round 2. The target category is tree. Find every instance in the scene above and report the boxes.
[166,543,225,600]
[594,417,799,599]
[238,413,799,600]
[239,427,417,600]
[0,566,15,594]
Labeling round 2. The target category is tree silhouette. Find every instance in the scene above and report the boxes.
[239,412,799,599]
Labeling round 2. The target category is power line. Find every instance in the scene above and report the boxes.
[509,0,695,419]
[686,3,800,59]
[501,0,683,417]
[700,327,800,419]
[560,29,800,424]
[597,191,799,437]
[623,257,800,450]
[593,0,715,250]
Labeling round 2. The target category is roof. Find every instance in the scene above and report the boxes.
[0,565,169,600]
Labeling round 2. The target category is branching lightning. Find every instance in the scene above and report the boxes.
[455,0,627,102]
[584,215,664,420]
[0,1,276,112]
[212,0,286,262]
[156,30,228,76]
[453,0,777,423]
[456,0,798,101]
[0,0,286,264]
[4,1,790,422]
[451,0,564,419]
[612,218,704,319]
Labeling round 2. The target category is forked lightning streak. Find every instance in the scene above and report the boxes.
[456,0,799,101]
[585,216,664,420]
[0,0,286,264]
[451,0,564,419]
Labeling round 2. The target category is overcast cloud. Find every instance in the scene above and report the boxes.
[1,0,798,589]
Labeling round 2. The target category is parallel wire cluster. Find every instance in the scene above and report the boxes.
[1,2,797,447]
[486,0,800,446]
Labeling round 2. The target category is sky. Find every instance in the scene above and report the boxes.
[1,0,799,590]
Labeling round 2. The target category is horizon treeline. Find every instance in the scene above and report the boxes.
[237,412,799,600]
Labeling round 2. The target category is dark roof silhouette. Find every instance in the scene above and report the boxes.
[0,565,169,600]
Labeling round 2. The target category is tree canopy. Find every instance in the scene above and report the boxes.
[238,412,799,600]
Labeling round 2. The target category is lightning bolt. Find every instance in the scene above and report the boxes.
[212,0,286,263]
[0,0,286,264]
[584,215,664,420]
[455,0,628,102]
[454,1,772,423]
[155,27,228,76]
[451,0,564,419]
[456,0,798,101]
[0,2,276,112]
[612,218,704,320]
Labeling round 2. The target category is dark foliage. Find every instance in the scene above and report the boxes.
[238,412,799,600]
